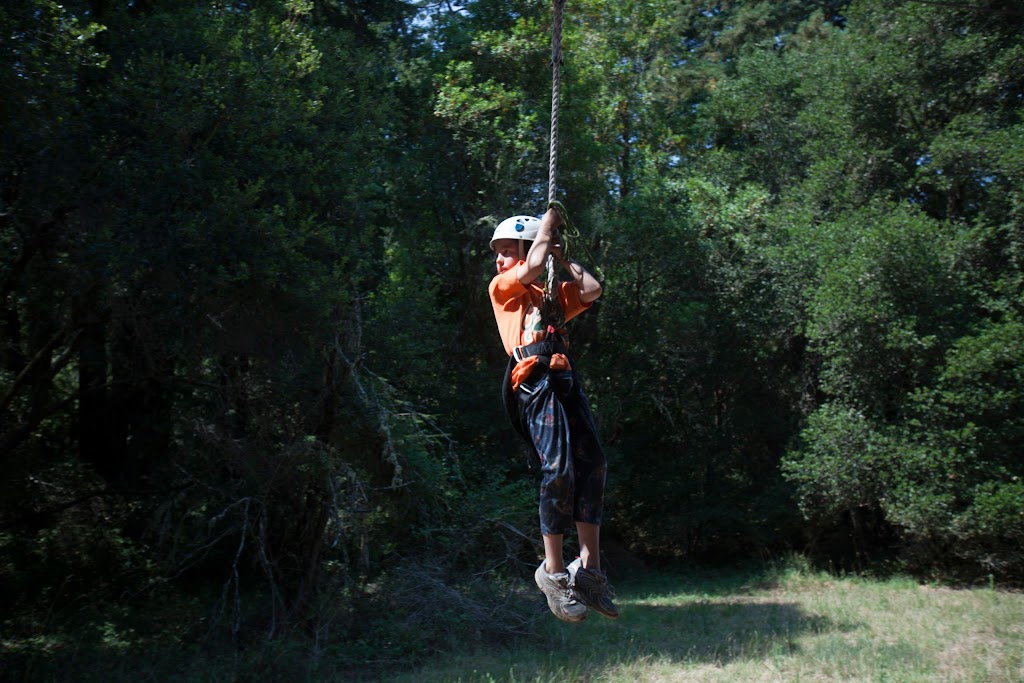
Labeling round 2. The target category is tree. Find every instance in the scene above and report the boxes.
[769,0,1024,576]
[1,0,454,642]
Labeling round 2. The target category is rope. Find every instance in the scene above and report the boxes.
[544,0,566,310]
[548,0,564,206]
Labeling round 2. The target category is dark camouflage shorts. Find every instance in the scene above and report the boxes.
[516,368,607,536]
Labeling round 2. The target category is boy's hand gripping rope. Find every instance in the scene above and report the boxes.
[548,200,601,279]
[548,200,579,262]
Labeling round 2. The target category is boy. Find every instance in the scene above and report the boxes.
[488,207,618,623]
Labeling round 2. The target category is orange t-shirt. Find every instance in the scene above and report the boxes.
[488,265,592,390]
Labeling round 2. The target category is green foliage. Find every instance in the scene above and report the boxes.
[434,58,542,192]
[803,201,969,417]
[589,171,805,559]
[674,0,1024,576]
[883,315,1024,571]
[782,403,892,522]
[2,0,450,648]
[428,0,551,209]
[785,313,1024,575]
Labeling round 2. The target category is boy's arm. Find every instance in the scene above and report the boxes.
[515,207,561,285]
[559,256,602,303]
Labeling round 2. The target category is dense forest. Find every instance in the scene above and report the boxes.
[2,0,1023,677]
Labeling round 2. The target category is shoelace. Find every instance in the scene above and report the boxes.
[551,572,581,604]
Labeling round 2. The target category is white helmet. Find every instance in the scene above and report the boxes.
[489,215,541,251]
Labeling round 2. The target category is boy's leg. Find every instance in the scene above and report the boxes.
[543,533,566,574]
[570,520,618,622]
[576,521,600,570]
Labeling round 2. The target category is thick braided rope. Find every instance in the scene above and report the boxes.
[548,0,564,206]
[545,0,566,306]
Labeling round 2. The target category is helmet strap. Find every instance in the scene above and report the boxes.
[518,240,525,261]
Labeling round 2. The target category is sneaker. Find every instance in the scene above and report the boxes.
[567,557,619,619]
[535,561,588,623]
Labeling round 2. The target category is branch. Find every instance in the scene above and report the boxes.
[0,485,186,532]
[0,326,82,412]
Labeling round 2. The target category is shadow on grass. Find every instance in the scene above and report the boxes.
[612,561,809,599]
[567,599,849,664]
[398,579,861,682]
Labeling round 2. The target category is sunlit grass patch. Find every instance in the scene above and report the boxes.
[388,565,1024,683]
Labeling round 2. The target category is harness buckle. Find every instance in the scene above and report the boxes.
[513,339,566,363]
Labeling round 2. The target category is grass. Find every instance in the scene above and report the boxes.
[5,561,1022,681]
[384,561,1024,683]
